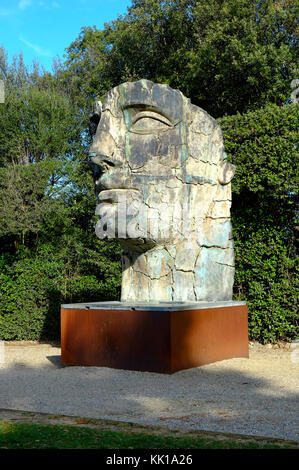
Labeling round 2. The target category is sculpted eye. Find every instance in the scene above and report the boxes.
[130,111,172,134]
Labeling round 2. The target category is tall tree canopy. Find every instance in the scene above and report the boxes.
[64,0,298,117]
[0,50,122,341]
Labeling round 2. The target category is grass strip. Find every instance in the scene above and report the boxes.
[0,420,297,449]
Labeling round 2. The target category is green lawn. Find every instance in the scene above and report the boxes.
[0,420,297,449]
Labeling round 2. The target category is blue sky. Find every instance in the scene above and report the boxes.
[0,0,132,72]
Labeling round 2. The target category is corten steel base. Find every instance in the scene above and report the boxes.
[61,301,248,373]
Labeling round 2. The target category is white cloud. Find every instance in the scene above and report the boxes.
[19,36,52,58]
[18,0,33,10]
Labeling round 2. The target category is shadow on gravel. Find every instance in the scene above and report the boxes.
[46,356,67,368]
[0,351,298,441]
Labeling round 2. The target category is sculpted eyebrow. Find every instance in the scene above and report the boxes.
[122,104,180,125]
[131,110,172,127]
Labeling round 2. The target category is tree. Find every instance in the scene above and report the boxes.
[0,49,122,340]
[0,161,60,247]
[0,72,82,168]
[64,0,298,117]
[0,52,84,248]
[219,103,299,342]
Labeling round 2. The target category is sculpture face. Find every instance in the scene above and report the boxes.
[90,80,233,246]
[89,80,236,302]
[89,81,185,245]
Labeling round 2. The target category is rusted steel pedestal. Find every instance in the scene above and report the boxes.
[61,301,248,373]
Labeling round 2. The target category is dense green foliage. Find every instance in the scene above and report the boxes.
[0,1,298,342]
[220,103,298,343]
[0,53,121,340]
[65,0,298,117]
[0,242,121,340]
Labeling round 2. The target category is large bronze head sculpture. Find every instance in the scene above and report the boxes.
[89,80,235,302]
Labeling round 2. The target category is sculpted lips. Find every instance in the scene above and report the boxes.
[98,189,121,203]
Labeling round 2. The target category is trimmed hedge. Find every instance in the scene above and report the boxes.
[219,103,298,343]
[0,242,121,340]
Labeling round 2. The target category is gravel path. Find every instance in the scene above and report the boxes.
[0,341,298,441]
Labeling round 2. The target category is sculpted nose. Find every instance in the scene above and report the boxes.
[89,130,116,160]
[89,154,117,175]
[89,130,122,170]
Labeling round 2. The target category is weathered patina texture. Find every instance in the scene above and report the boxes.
[89,80,235,302]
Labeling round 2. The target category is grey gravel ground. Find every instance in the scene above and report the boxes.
[0,341,298,441]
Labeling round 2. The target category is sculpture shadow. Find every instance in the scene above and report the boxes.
[0,350,298,442]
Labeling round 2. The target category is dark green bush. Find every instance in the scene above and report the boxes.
[219,103,298,343]
[0,242,121,340]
